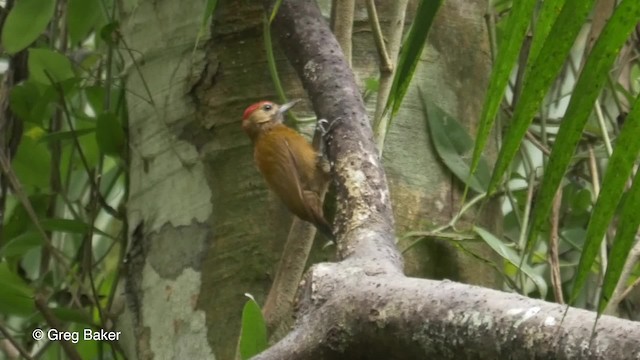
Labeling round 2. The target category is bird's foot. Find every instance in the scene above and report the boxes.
[316,117,341,139]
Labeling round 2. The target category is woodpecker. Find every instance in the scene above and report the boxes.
[242,100,333,238]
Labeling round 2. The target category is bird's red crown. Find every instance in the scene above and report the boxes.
[243,101,273,120]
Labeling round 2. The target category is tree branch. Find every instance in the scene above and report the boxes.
[258,1,640,358]
[255,270,640,359]
[331,0,355,67]
[268,0,401,274]
[372,0,409,152]
[262,219,317,339]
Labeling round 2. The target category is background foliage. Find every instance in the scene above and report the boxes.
[0,0,127,358]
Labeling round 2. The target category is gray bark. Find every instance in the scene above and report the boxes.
[257,267,640,359]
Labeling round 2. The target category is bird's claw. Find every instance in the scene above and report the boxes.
[316,117,341,138]
[317,119,330,136]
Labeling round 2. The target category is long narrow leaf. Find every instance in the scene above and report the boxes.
[269,0,283,24]
[527,0,567,65]
[598,169,640,313]
[486,0,597,195]
[194,0,219,51]
[571,97,640,302]
[263,13,300,125]
[202,0,219,29]
[263,14,287,105]
[385,0,442,117]
[468,0,536,194]
[529,0,640,286]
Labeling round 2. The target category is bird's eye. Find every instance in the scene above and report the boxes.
[262,104,272,111]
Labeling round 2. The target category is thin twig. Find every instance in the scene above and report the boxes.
[618,273,640,303]
[484,5,498,63]
[365,0,393,73]
[373,0,409,153]
[587,145,607,307]
[34,295,82,360]
[85,158,119,359]
[0,320,33,360]
[0,149,71,272]
[594,99,614,156]
[45,72,122,220]
[604,235,640,314]
[549,188,564,304]
[519,171,536,251]
[512,35,532,108]
[331,0,355,67]
[402,192,488,254]
[525,130,551,156]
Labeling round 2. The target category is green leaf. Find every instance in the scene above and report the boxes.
[40,218,91,234]
[474,226,547,298]
[51,307,94,326]
[99,22,119,46]
[385,0,443,117]
[194,0,218,50]
[468,0,536,196]
[423,97,490,193]
[3,195,49,241]
[0,231,42,258]
[269,0,283,23]
[598,170,640,312]
[78,127,102,168]
[1,0,56,54]
[40,218,112,238]
[28,48,76,84]
[95,112,124,157]
[39,128,96,143]
[529,0,640,280]
[202,0,219,29]
[0,263,35,316]
[12,132,52,190]
[263,15,286,105]
[364,77,379,93]
[85,86,105,112]
[9,81,46,124]
[239,295,267,360]
[84,85,120,114]
[527,0,567,65]
[487,0,597,195]
[572,96,640,302]
[68,0,102,44]
[631,63,640,93]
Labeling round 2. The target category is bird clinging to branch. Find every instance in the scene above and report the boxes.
[241,100,333,238]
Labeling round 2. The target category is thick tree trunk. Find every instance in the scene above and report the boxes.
[116,0,217,358]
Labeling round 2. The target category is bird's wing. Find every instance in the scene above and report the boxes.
[284,140,332,236]
[280,139,307,214]
[255,131,331,236]
[255,136,310,220]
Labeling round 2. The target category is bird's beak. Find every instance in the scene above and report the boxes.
[278,99,301,114]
